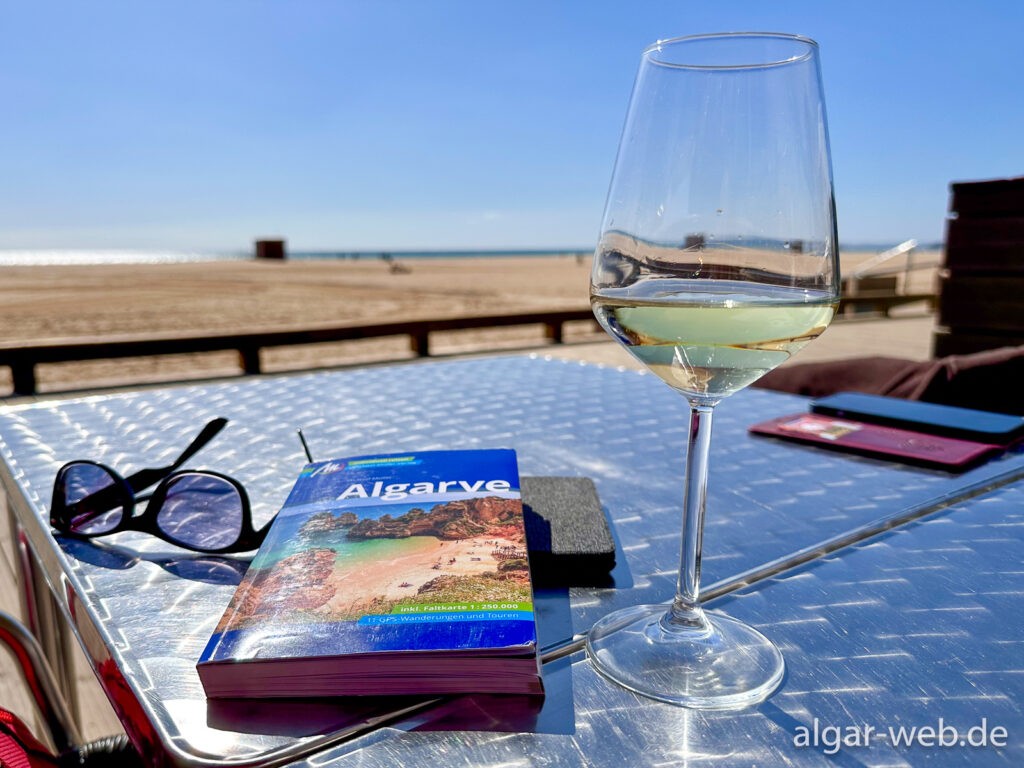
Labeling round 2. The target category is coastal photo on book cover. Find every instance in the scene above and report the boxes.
[197,449,542,698]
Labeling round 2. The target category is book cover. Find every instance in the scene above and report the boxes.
[197,449,542,698]
[750,413,1003,471]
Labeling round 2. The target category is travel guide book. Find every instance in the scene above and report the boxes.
[197,449,543,699]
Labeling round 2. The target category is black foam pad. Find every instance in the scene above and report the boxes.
[520,476,616,586]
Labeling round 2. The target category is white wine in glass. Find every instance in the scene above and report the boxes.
[587,33,840,709]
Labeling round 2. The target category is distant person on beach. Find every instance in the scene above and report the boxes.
[381,252,411,274]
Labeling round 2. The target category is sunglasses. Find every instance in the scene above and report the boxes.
[50,418,274,554]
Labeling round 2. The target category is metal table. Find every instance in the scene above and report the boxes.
[0,355,1021,766]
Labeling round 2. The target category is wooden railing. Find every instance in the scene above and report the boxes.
[839,291,937,318]
[0,295,937,397]
[0,310,600,396]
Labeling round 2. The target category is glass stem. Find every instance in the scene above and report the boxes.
[663,403,715,634]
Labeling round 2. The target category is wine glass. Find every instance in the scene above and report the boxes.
[587,32,840,709]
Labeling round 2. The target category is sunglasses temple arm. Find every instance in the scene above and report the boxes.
[59,420,229,529]
[168,417,229,469]
[123,418,229,493]
[61,484,160,529]
[62,487,122,528]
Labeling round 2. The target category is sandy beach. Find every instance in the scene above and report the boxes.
[323,534,524,614]
[0,255,598,393]
[0,249,941,395]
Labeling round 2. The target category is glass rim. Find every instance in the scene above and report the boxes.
[643,32,818,71]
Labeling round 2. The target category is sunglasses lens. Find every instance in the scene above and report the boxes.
[58,463,126,535]
[157,473,243,550]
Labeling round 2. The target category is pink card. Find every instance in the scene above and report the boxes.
[750,413,1003,471]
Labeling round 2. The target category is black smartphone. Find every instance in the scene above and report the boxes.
[810,392,1024,446]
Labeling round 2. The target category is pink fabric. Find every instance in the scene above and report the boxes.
[0,707,58,767]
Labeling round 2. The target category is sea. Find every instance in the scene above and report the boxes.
[255,500,442,571]
[0,248,592,266]
[0,242,937,266]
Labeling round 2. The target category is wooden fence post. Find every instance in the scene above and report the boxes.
[10,363,36,397]
[238,347,262,375]
[411,331,430,357]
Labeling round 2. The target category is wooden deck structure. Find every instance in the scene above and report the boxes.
[0,295,935,397]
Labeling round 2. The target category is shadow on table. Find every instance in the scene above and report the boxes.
[758,700,873,768]
[59,495,633,745]
[59,536,586,741]
[57,536,251,585]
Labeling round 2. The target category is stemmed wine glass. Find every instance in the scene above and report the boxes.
[587,32,840,709]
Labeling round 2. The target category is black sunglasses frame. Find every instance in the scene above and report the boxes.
[52,463,272,554]
[50,418,274,554]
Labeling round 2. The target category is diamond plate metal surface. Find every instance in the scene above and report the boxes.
[0,355,1021,765]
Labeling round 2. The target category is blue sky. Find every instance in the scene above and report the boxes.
[2,1,1021,252]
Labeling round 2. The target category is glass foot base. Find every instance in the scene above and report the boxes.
[585,604,784,710]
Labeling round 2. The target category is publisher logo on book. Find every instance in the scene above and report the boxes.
[302,461,346,477]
